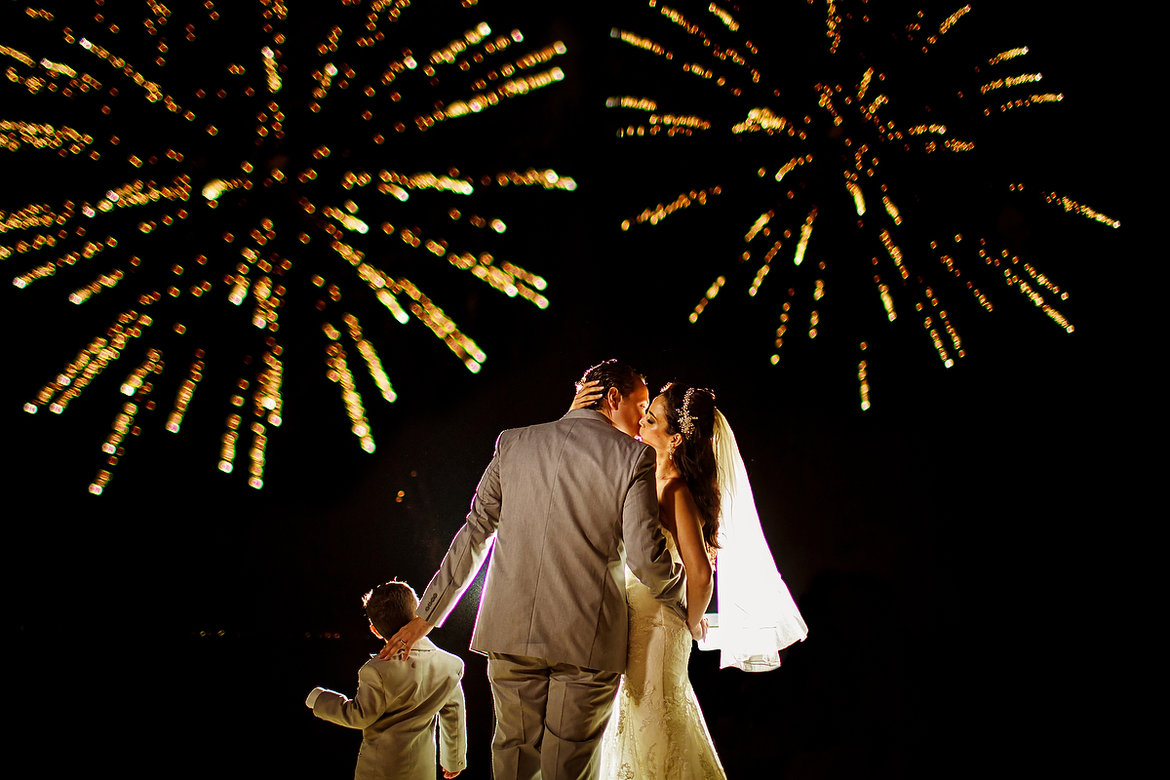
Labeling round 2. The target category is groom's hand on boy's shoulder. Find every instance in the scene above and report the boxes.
[378,615,433,660]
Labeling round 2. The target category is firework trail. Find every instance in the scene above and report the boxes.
[1,1,573,493]
[605,0,1119,409]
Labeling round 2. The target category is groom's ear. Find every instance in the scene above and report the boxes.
[604,386,621,410]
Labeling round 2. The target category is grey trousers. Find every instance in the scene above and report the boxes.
[486,652,621,780]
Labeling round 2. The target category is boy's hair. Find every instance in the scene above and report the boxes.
[362,580,418,638]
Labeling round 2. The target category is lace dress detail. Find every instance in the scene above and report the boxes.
[599,540,727,779]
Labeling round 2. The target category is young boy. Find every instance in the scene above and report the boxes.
[307,580,467,780]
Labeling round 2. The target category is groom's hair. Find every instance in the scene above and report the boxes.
[579,359,646,410]
[363,580,418,638]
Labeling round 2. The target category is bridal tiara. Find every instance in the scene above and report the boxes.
[678,388,697,438]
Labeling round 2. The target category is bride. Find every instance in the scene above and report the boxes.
[573,380,808,779]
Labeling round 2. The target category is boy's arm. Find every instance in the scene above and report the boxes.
[438,671,468,775]
[307,662,389,730]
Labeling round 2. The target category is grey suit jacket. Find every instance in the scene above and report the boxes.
[417,409,685,673]
[311,638,467,780]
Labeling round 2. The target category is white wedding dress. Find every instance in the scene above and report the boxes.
[598,534,727,780]
[597,410,808,778]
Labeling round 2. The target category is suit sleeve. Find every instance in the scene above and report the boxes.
[417,435,504,627]
[437,664,468,773]
[621,445,686,611]
[311,662,390,730]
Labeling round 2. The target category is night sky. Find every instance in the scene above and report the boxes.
[2,2,1139,778]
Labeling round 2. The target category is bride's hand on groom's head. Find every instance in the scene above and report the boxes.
[569,380,603,412]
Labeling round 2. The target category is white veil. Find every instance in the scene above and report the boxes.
[698,409,808,671]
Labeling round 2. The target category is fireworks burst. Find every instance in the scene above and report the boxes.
[606,0,1119,409]
[2,1,574,493]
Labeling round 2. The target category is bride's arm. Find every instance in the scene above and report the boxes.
[660,481,714,635]
[568,380,603,411]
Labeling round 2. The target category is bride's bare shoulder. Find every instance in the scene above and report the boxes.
[658,478,699,521]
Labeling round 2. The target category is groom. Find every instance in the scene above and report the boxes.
[385,359,685,780]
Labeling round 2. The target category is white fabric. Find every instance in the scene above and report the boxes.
[698,410,809,671]
[598,539,727,779]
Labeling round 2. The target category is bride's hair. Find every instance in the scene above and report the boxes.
[658,382,720,550]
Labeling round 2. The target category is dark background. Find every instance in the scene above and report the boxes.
[2,1,1142,777]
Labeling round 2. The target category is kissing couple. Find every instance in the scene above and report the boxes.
[385,359,807,779]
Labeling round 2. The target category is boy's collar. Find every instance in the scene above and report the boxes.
[371,635,436,660]
[410,636,437,652]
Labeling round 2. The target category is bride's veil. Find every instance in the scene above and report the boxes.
[700,410,809,671]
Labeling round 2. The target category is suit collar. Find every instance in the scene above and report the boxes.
[368,635,437,661]
[412,636,438,652]
[561,409,614,426]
